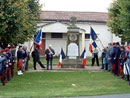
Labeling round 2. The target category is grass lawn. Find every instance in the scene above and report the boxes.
[0,71,130,97]
[0,57,130,97]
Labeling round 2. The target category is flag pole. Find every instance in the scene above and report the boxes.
[97,45,102,52]
[97,37,105,49]
[30,43,34,52]
[29,28,40,53]
[89,24,105,49]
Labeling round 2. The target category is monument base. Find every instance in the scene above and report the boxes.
[61,58,83,68]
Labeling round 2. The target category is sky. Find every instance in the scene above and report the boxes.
[39,0,113,12]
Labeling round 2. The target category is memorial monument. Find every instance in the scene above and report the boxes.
[61,17,83,68]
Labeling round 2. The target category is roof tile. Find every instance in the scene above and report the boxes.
[40,11,108,22]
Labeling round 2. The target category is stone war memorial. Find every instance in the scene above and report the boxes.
[61,17,83,68]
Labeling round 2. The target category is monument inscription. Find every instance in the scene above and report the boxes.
[67,43,78,59]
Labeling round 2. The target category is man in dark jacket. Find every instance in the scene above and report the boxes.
[32,46,45,70]
[114,42,121,76]
[45,45,55,70]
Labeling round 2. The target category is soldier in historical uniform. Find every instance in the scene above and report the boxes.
[0,49,8,85]
[119,46,126,77]
[111,42,116,74]
[6,47,12,80]
[45,45,55,70]
[17,46,23,75]
[0,55,5,85]
[32,46,45,70]
[114,42,121,76]
[10,45,16,77]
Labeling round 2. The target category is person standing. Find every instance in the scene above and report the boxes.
[119,46,126,77]
[125,46,130,85]
[107,43,113,72]
[22,46,30,71]
[17,46,23,75]
[101,49,105,69]
[111,42,116,74]
[114,42,121,76]
[45,45,55,70]
[10,45,16,77]
[0,49,8,85]
[91,47,99,66]
[22,46,27,71]
[32,46,45,70]
[103,47,109,70]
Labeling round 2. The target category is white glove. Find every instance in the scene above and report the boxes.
[6,65,8,67]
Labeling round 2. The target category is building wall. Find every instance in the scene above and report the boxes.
[77,22,121,57]
[77,23,113,47]
[41,22,68,33]
[45,33,67,56]
[24,21,121,57]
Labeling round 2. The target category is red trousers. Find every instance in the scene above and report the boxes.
[112,63,115,73]
[17,59,23,70]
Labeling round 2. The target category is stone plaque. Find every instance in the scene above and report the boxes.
[67,43,78,59]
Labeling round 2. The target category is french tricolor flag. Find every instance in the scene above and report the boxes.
[34,29,42,48]
[59,48,66,67]
[89,44,93,53]
[81,48,87,68]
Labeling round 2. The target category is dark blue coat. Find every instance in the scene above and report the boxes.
[32,49,40,62]
[17,50,23,61]
[45,48,55,60]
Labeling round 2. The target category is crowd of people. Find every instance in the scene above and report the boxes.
[0,46,16,85]
[0,45,31,85]
[101,42,130,85]
[0,44,55,85]
[17,44,55,75]
[1,42,130,86]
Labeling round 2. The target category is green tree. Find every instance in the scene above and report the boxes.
[107,0,130,42]
[0,0,41,48]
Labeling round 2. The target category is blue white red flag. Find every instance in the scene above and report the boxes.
[34,29,42,48]
[90,27,97,41]
[89,44,93,53]
[92,41,97,48]
[81,48,87,68]
[58,48,66,67]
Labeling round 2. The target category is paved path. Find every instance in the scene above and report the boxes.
[61,94,130,98]
[27,66,103,72]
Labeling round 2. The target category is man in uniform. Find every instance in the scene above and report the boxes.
[10,45,16,77]
[17,46,23,75]
[114,42,121,76]
[111,42,116,74]
[45,45,55,70]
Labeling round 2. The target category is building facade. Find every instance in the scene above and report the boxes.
[25,11,121,57]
